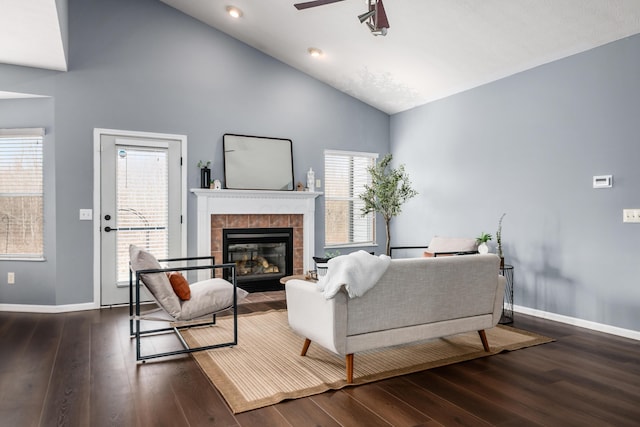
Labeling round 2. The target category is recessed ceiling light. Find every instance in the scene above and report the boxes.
[308,47,323,58]
[226,6,243,18]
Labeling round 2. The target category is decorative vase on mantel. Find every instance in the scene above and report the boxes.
[200,167,211,189]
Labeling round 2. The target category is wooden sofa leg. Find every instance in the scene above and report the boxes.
[346,354,354,384]
[478,330,490,352]
[301,338,312,356]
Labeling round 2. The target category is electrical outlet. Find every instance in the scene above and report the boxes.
[315,179,321,188]
[7,272,15,284]
[623,209,640,223]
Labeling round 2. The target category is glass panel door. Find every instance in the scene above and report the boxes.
[100,132,183,306]
[115,147,169,283]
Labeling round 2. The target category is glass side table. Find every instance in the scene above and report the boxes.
[499,264,514,324]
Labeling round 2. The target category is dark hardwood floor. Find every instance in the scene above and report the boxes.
[1,291,639,426]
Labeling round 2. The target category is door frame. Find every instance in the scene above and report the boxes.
[92,128,187,307]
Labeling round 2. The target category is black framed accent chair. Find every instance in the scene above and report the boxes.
[128,244,248,362]
[390,236,478,258]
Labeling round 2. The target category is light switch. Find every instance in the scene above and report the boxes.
[79,209,93,220]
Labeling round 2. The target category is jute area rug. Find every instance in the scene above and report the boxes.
[182,310,553,414]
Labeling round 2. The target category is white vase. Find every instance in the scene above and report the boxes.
[306,168,315,192]
[478,242,489,254]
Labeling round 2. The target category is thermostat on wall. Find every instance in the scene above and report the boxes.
[593,175,612,188]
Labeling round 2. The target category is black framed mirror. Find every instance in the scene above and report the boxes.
[223,134,294,191]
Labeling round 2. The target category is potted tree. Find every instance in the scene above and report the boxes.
[359,154,418,256]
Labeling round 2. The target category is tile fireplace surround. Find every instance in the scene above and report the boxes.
[191,189,321,282]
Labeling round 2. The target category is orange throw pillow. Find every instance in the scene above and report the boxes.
[167,272,191,300]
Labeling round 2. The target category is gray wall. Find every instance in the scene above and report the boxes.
[391,34,640,331]
[56,0,69,66]
[0,0,389,306]
[0,97,57,304]
[5,0,635,334]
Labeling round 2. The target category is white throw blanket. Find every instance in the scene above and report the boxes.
[317,250,391,299]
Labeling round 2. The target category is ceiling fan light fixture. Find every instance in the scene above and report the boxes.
[365,22,387,36]
[307,47,323,58]
[294,0,390,36]
[358,10,375,23]
[359,0,388,36]
[226,5,243,18]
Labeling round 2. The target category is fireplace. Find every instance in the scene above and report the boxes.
[223,228,293,292]
[191,189,321,283]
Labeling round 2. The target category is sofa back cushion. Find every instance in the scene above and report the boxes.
[346,254,500,336]
[423,236,477,257]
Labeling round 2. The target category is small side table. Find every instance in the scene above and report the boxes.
[499,264,514,324]
[279,274,317,285]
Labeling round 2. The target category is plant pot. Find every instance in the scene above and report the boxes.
[478,242,489,254]
[313,257,331,278]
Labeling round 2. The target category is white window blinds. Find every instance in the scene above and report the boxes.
[0,128,45,258]
[324,150,377,247]
[115,147,169,282]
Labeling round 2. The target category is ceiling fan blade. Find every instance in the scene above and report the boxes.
[294,0,345,10]
[374,0,390,28]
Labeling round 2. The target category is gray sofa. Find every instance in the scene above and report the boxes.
[286,254,506,383]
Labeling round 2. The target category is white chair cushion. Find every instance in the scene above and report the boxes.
[179,278,248,321]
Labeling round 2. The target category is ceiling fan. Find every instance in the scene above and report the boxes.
[294,0,390,36]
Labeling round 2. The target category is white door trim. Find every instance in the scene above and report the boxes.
[92,128,187,307]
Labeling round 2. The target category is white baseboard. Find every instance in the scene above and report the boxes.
[514,304,640,341]
[2,301,638,341]
[0,302,99,313]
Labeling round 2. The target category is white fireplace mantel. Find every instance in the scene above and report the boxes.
[191,189,322,278]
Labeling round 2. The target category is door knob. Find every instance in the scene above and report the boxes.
[104,226,117,232]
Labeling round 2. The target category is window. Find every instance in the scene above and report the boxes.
[0,128,44,259]
[324,150,377,247]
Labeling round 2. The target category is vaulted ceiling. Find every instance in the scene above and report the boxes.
[0,0,67,71]
[3,1,640,113]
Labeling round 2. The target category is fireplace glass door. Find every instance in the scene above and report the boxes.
[223,228,293,292]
